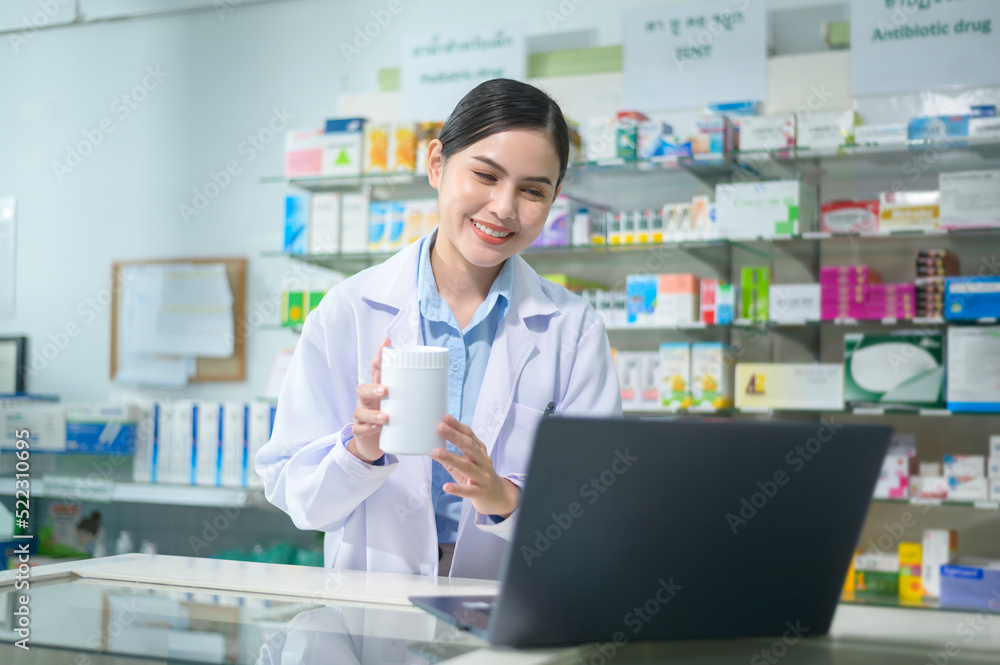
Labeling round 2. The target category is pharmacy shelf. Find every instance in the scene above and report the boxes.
[735,407,1000,418]
[839,595,988,614]
[0,478,267,508]
[769,136,1000,182]
[605,317,996,333]
[260,172,431,192]
[871,497,1000,510]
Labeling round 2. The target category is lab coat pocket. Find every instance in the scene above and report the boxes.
[495,402,546,477]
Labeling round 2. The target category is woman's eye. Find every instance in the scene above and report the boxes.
[524,188,545,198]
[474,171,497,182]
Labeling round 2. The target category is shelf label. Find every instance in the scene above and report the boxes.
[918,409,952,417]
[400,24,526,121]
[910,498,942,507]
[42,475,115,503]
[974,501,1000,510]
[623,1,766,110]
[850,0,1000,96]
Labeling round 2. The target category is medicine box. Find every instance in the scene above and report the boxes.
[796,110,858,149]
[940,564,1000,610]
[911,476,949,500]
[340,192,370,254]
[875,453,909,499]
[247,401,277,489]
[615,351,640,409]
[363,122,389,173]
[284,128,324,177]
[283,194,309,255]
[739,267,769,321]
[970,116,1000,139]
[991,478,1000,501]
[658,343,691,411]
[944,277,1000,321]
[637,352,660,410]
[854,123,908,147]
[737,115,796,152]
[221,401,249,488]
[991,436,1000,457]
[947,477,988,501]
[820,200,879,234]
[922,529,957,598]
[908,115,970,141]
[946,326,1000,413]
[943,455,985,478]
[309,193,341,254]
[367,201,389,252]
[195,401,223,487]
[322,117,364,177]
[535,195,571,247]
[692,115,736,157]
[626,275,657,325]
[385,201,406,252]
[690,342,733,411]
[879,191,940,231]
[735,363,844,411]
[1,404,67,453]
[715,180,816,238]
[770,284,820,323]
[940,170,1000,230]
[843,332,944,407]
[655,273,699,326]
[65,404,138,455]
[389,123,417,173]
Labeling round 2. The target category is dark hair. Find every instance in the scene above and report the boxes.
[438,78,570,188]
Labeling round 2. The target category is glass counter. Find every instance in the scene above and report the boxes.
[2,555,1000,664]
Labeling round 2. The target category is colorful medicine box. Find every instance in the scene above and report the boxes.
[947,326,1000,413]
[626,275,658,325]
[908,115,970,141]
[944,277,1000,320]
[843,332,945,407]
[690,342,733,411]
[820,200,879,234]
[658,343,691,411]
[715,180,816,238]
[735,363,844,411]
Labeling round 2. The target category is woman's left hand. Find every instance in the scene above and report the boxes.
[433,414,522,519]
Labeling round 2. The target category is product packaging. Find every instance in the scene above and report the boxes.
[878,191,940,231]
[734,363,844,411]
[658,343,691,411]
[947,326,1000,412]
[820,200,879,234]
[843,332,944,407]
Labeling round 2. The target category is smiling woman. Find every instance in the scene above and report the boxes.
[255,78,622,582]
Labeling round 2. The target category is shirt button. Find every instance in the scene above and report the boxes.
[450,362,460,372]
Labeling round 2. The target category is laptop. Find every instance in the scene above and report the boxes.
[410,416,892,647]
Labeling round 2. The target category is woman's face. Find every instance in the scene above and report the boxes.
[427,129,561,269]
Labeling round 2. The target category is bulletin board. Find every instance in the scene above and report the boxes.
[109,257,247,383]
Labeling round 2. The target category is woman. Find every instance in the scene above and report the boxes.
[256,78,621,580]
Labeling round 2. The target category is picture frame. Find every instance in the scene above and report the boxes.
[0,335,26,394]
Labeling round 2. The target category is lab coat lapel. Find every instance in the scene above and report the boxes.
[474,255,557,457]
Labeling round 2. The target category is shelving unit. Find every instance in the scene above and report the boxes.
[0,477,266,508]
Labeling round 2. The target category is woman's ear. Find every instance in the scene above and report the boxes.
[426,139,444,190]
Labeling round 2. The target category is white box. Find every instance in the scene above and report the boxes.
[854,550,899,573]
[321,121,363,177]
[737,115,796,152]
[948,476,989,501]
[248,401,276,490]
[940,170,1000,230]
[947,327,1000,412]
[658,343,691,411]
[854,123,908,146]
[970,116,1000,140]
[988,457,1000,479]
[714,180,816,238]
[308,193,341,254]
[920,462,942,477]
[796,110,858,149]
[875,453,909,499]
[584,116,617,162]
[991,435,1000,457]
[879,190,940,231]
[637,352,660,410]
[922,529,957,598]
[195,402,223,488]
[0,404,66,452]
[912,476,949,500]
[132,402,155,484]
[615,351,640,410]
[735,363,844,411]
[991,478,1000,501]
[769,284,820,323]
[166,401,196,486]
[221,402,249,488]
[340,192,370,253]
[943,455,985,478]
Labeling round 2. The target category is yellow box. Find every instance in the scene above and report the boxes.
[898,542,923,603]
[735,363,844,411]
[363,122,389,173]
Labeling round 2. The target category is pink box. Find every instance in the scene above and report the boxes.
[284,128,325,177]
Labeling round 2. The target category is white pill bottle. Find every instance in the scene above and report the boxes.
[379,346,450,455]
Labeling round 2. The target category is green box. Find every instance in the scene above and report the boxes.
[844,332,945,407]
[739,267,770,321]
[854,570,899,596]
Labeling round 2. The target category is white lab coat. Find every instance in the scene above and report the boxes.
[256,233,622,580]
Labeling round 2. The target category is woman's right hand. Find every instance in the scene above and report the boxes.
[349,337,392,463]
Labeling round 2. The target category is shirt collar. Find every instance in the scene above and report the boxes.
[417,229,513,331]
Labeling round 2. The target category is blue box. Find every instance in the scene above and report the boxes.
[939,565,1000,610]
[284,194,309,255]
[323,117,364,134]
[908,115,970,141]
[944,276,1000,320]
[706,101,760,117]
[970,105,996,118]
[626,275,657,325]
[66,406,138,455]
